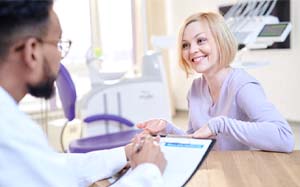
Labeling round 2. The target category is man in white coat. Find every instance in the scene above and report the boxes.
[0,1,166,186]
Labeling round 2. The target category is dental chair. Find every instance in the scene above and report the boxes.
[55,64,141,153]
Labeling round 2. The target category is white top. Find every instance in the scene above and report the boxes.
[0,87,163,187]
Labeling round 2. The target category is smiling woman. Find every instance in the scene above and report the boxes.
[136,11,295,153]
[178,12,237,77]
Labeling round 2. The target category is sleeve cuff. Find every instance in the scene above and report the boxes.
[102,147,128,172]
[114,163,164,187]
[208,116,225,135]
[165,121,185,135]
[82,147,128,185]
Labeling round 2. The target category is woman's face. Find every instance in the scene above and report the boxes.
[181,20,220,75]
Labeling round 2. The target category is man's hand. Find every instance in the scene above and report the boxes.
[125,135,167,174]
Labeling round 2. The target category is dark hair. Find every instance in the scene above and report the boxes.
[0,0,53,59]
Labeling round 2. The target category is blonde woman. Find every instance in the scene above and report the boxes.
[137,12,294,152]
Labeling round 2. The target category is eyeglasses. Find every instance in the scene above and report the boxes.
[14,37,72,59]
[38,38,72,59]
[57,39,72,59]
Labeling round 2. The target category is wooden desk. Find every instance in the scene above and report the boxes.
[187,150,300,187]
[93,151,300,187]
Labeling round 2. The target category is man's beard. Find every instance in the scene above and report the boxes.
[27,58,57,99]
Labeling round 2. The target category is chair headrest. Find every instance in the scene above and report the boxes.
[56,64,77,121]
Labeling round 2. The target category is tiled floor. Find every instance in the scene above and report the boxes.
[172,110,300,150]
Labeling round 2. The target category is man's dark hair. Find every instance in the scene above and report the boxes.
[0,0,53,60]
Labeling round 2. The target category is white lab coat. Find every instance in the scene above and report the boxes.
[0,87,163,187]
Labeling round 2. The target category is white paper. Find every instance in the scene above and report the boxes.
[160,137,213,187]
[112,138,213,186]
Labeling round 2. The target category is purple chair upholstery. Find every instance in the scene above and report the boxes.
[56,64,141,153]
[69,129,141,153]
[56,64,76,121]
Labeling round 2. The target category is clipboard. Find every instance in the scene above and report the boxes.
[109,137,215,187]
[160,137,215,187]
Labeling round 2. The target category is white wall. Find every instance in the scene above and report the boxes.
[166,0,300,121]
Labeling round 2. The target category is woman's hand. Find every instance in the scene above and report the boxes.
[136,119,167,135]
[191,124,214,138]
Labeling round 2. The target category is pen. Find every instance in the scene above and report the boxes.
[135,134,161,153]
[135,142,143,153]
[135,137,145,153]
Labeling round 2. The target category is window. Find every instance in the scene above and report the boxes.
[98,0,133,72]
[54,0,91,63]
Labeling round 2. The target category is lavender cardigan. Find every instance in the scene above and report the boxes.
[167,68,294,152]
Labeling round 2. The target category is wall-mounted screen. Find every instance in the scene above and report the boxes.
[258,23,290,37]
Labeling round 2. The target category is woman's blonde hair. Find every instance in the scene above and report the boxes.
[178,12,237,76]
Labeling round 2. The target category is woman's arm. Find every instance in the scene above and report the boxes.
[208,83,294,152]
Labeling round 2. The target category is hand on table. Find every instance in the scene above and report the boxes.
[191,124,214,139]
[136,119,167,135]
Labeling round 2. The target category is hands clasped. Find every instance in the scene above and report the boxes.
[125,134,166,174]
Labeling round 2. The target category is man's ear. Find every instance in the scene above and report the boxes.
[21,38,42,69]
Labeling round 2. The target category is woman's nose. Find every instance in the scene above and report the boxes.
[189,43,199,53]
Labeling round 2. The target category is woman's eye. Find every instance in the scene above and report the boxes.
[197,38,207,44]
[182,43,189,49]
